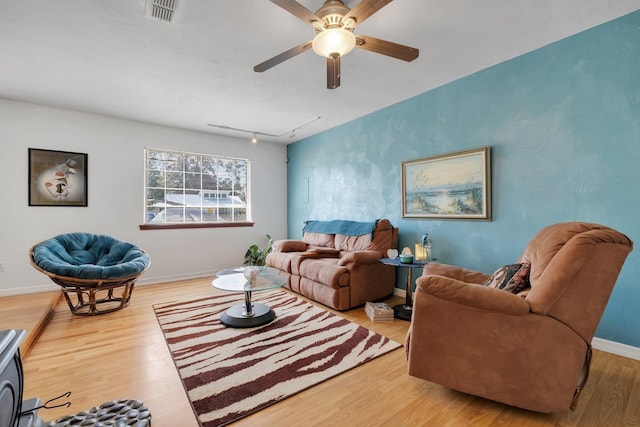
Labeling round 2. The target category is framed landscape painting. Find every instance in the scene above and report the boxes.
[28,148,88,206]
[402,146,491,220]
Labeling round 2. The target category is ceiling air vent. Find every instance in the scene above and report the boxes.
[145,0,177,23]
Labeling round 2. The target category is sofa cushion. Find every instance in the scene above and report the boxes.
[482,262,531,293]
[335,233,371,252]
[265,251,322,276]
[265,252,296,273]
[298,258,349,288]
[335,219,394,253]
[302,232,335,248]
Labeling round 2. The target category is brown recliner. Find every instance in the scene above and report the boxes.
[405,222,633,413]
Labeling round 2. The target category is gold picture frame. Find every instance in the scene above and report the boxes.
[402,146,491,220]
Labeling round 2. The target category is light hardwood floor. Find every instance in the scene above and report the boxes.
[4,278,640,426]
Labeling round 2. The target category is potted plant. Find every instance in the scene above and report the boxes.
[244,234,273,266]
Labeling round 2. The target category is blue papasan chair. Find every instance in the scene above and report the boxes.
[30,233,151,316]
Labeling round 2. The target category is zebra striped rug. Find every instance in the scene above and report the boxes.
[154,290,401,427]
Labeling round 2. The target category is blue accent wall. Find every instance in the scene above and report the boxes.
[286,11,640,348]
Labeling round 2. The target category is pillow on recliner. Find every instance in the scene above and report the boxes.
[482,262,531,293]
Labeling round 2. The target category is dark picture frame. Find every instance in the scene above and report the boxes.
[402,146,491,220]
[28,148,88,207]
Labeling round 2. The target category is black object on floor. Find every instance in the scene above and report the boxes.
[44,399,151,427]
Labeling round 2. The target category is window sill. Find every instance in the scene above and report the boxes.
[139,221,254,230]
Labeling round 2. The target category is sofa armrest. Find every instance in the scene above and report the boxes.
[273,239,308,253]
[338,250,382,266]
[422,262,491,284]
[416,275,530,316]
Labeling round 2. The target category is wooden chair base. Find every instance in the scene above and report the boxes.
[58,281,136,316]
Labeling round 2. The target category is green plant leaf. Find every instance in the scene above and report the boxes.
[244,235,273,266]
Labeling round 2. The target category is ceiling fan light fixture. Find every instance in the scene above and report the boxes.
[312,28,356,58]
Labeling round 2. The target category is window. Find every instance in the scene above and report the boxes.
[143,148,251,228]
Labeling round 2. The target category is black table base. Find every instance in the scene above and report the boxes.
[393,304,413,321]
[220,302,275,328]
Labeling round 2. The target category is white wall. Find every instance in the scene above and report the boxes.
[0,99,287,296]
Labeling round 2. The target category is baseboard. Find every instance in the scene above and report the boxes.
[592,337,640,361]
[393,288,640,362]
[0,283,58,297]
[0,270,217,297]
[393,288,407,297]
[137,270,216,286]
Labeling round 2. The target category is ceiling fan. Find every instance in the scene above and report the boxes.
[254,0,419,89]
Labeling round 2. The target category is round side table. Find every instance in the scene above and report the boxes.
[379,257,429,321]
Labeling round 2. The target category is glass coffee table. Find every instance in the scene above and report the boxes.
[212,266,289,328]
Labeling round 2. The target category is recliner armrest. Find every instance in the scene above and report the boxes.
[422,262,492,284]
[416,275,530,316]
[272,239,308,253]
[338,250,382,266]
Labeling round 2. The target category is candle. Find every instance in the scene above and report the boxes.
[415,244,427,261]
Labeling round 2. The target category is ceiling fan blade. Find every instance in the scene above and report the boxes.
[254,41,313,72]
[327,54,341,89]
[355,35,419,61]
[344,0,393,28]
[269,0,321,26]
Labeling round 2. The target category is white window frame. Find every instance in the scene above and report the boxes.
[141,148,253,230]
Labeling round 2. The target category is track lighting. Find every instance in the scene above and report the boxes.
[207,116,321,142]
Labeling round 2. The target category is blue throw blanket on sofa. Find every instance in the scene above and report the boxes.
[302,220,379,237]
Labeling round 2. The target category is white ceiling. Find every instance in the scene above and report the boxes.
[2,0,639,143]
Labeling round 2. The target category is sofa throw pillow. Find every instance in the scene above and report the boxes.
[482,262,531,294]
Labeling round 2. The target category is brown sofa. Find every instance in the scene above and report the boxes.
[405,222,633,413]
[266,219,398,310]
